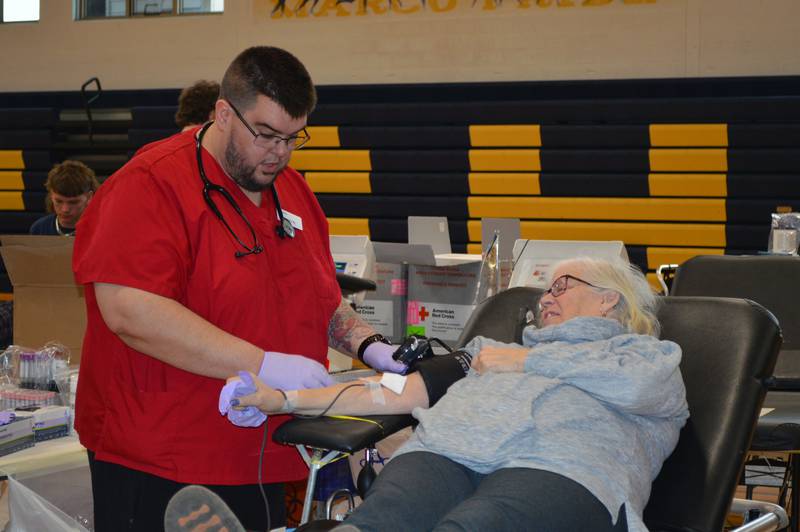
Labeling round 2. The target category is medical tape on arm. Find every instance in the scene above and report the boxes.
[360,378,386,405]
[278,390,298,413]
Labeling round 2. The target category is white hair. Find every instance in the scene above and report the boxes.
[549,256,661,336]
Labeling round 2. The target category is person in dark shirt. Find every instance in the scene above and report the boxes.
[29,160,100,236]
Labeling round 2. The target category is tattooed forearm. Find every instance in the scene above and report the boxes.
[328,297,376,357]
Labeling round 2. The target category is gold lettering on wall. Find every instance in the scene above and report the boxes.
[270,0,656,19]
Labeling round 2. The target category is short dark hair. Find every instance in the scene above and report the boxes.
[45,160,100,212]
[175,80,220,128]
[220,46,316,119]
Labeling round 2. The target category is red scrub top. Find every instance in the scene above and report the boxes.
[73,130,340,485]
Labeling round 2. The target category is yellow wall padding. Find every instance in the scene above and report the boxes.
[0,151,24,170]
[468,173,541,195]
[0,171,25,190]
[649,149,728,172]
[467,220,725,247]
[467,243,482,255]
[646,273,663,293]
[468,197,726,222]
[305,126,341,148]
[648,173,727,197]
[328,217,371,236]
[0,191,25,210]
[646,246,725,269]
[649,124,728,147]
[469,149,541,171]
[305,172,371,193]
[290,150,371,171]
[469,125,542,147]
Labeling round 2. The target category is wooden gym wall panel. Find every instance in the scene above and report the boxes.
[541,150,649,172]
[0,192,24,210]
[469,125,541,147]
[726,174,800,198]
[305,126,340,148]
[649,124,728,147]
[373,151,470,172]
[648,174,727,197]
[338,126,469,148]
[468,150,540,171]
[370,173,470,196]
[318,195,469,219]
[0,151,24,170]
[726,225,770,249]
[728,125,800,147]
[23,151,52,171]
[305,172,371,194]
[540,173,649,197]
[646,247,725,269]
[0,212,44,233]
[327,218,371,236]
[308,98,800,127]
[467,197,726,222]
[726,199,800,223]
[0,171,25,191]
[0,108,58,129]
[22,191,46,211]
[649,149,728,172]
[290,150,371,171]
[541,125,648,148]
[468,173,540,195]
[466,220,726,247]
[728,149,800,172]
[0,131,53,149]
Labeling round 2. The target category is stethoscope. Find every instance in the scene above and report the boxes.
[195,122,295,259]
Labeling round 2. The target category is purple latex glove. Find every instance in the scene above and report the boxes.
[0,411,14,426]
[363,342,407,374]
[258,351,334,390]
[218,371,267,428]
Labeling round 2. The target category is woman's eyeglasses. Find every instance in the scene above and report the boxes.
[544,274,602,298]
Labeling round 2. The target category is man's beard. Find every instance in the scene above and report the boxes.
[223,139,282,192]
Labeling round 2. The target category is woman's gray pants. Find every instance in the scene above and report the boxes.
[334,451,628,532]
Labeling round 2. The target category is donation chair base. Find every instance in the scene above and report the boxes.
[273,415,415,525]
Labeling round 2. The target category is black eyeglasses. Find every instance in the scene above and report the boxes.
[544,274,603,298]
[227,100,310,150]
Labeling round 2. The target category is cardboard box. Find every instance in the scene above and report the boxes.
[509,239,629,289]
[0,236,85,365]
[355,262,408,344]
[406,260,481,346]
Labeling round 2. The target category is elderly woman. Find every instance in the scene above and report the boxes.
[212,257,688,532]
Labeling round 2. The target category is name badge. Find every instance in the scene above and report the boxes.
[281,209,303,231]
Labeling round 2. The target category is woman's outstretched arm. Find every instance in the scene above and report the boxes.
[232,372,430,416]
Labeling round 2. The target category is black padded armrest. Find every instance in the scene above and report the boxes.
[336,273,377,297]
[273,415,415,453]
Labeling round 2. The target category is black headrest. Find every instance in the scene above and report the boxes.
[671,255,800,348]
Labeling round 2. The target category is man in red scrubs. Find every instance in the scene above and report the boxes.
[73,46,403,532]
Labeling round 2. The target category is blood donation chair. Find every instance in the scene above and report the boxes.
[670,254,800,531]
[275,288,787,531]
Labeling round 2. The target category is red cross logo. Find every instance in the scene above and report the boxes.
[419,306,430,321]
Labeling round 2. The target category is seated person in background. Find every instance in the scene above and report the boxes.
[174,79,220,131]
[211,257,689,532]
[30,160,99,236]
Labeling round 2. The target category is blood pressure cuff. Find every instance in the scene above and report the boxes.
[415,350,473,407]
